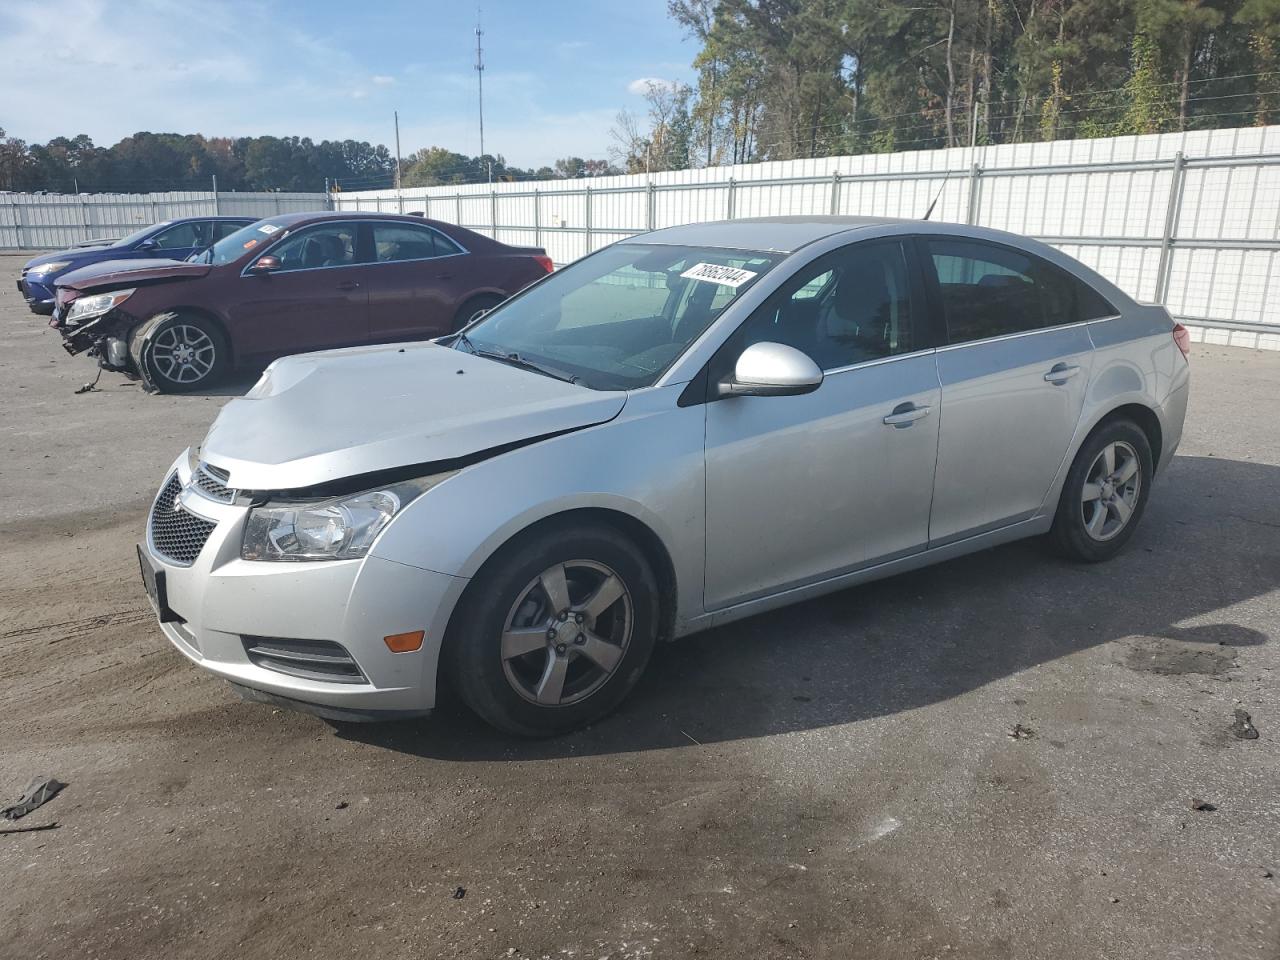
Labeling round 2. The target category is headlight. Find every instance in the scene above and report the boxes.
[28,261,72,275]
[241,473,454,561]
[66,288,135,322]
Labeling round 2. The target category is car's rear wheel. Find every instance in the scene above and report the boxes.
[445,521,660,736]
[453,294,504,332]
[130,312,228,393]
[1049,418,1153,562]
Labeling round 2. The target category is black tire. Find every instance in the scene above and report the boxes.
[453,294,504,333]
[1049,418,1154,562]
[129,311,229,393]
[444,520,660,736]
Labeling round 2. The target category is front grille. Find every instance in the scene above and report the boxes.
[192,464,234,503]
[242,637,366,684]
[149,474,217,566]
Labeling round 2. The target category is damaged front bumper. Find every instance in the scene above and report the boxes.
[52,305,142,379]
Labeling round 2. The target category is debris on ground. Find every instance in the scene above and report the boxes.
[0,822,59,836]
[1,776,66,821]
[74,367,104,395]
[1007,723,1037,740]
[335,801,349,810]
[452,887,467,900]
[1190,798,1218,812]
[1230,709,1259,740]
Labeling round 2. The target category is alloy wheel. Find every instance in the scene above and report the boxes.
[500,560,633,706]
[1080,440,1142,542]
[151,324,217,385]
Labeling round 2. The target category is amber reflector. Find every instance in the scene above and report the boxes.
[384,630,425,653]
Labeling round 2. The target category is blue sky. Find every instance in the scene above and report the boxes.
[0,0,697,171]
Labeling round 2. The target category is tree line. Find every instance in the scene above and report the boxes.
[5,0,1278,191]
[635,0,1280,168]
[0,128,623,194]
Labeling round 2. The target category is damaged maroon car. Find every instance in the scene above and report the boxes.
[52,211,554,392]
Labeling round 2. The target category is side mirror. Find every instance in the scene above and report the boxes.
[717,341,823,398]
[248,255,282,274]
[136,238,160,251]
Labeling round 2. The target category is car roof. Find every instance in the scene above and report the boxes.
[633,216,918,254]
[161,215,256,223]
[263,210,443,228]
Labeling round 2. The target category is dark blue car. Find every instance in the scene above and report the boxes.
[17,216,255,314]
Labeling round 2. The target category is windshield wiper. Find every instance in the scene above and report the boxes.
[477,348,580,385]
[452,332,580,385]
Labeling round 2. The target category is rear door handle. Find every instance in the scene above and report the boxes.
[336,280,361,291]
[1044,362,1081,384]
[883,402,932,428]
[436,273,454,280]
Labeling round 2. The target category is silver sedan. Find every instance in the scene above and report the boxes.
[138,217,1190,736]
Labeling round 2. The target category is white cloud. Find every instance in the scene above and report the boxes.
[626,77,676,96]
[371,74,395,86]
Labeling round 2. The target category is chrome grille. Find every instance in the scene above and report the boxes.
[192,464,234,503]
[149,474,216,566]
[242,637,366,684]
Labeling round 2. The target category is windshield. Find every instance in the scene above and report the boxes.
[461,243,779,390]
[193,219,287,265]
[112,222,167,248]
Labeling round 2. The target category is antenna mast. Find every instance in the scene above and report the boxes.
[475,12,490,183]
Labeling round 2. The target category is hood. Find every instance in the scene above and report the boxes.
[201,341,627,490]
[23,247,103,271]
[57,258,209,291]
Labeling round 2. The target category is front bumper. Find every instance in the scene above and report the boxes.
[17,275,55,313]
[141,454,468,718]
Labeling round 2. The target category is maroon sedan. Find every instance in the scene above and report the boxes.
[52,212,553,392]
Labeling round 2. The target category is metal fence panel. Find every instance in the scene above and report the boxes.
[342,123,1280,345]
[0,191,330,250]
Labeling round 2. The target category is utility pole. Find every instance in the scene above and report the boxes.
[476,11,490,183]
[394,110,403,212]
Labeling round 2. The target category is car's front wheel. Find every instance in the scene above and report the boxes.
[129,312,228,393]
[1049,418,1154,562]
[445,521,660,736]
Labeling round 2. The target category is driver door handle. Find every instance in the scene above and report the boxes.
[1044,362,1081,384]
[336,280,361,291]
[883,402,932,427]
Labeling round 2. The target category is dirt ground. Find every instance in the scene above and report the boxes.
[1,251,1278,960]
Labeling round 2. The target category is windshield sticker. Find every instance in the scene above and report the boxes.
[242,238,261,250]
[680,262,758,288]
[258,224,280,234]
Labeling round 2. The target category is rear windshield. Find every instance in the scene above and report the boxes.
[196,220,289,265]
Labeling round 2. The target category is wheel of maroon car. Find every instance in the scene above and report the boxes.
[454,294,504,332]
[129,311,229,393]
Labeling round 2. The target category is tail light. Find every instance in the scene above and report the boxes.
[533,254,554,274]
[1172,322,1191,358]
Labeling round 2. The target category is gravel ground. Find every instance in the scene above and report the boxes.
[1,251,1277,960]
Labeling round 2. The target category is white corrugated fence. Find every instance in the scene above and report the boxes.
[335,124,1280,350]
[0,191,331,251]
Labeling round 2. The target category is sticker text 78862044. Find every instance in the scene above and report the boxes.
[679,262,759,288]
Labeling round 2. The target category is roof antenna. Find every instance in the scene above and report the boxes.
[922,170,951,220]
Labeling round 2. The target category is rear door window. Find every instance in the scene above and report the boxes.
[212,221,249,242]
[372,223,457,263]
[926,238,1113,343]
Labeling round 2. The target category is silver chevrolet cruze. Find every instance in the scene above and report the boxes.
[139,217,1190,736]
